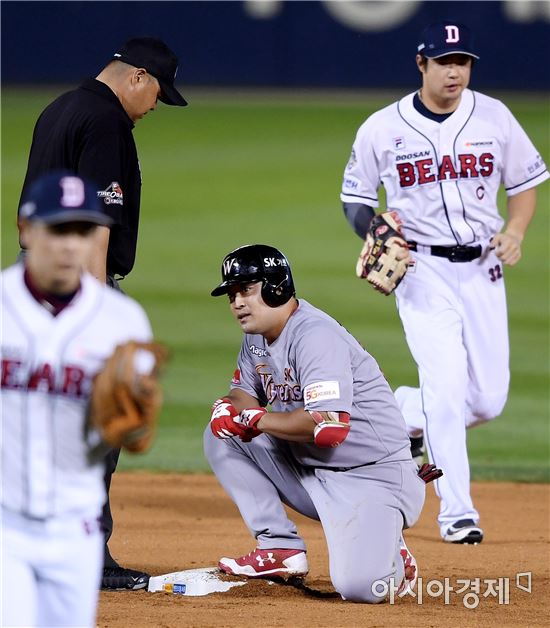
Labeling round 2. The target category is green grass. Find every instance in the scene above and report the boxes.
[2,88,548,480]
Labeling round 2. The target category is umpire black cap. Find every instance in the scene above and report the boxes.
[211,244,296,307]
[113,37,188,106]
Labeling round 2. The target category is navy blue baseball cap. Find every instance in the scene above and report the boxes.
[417,21,479,59]
[19,171,113,226]
[112,37,188,107]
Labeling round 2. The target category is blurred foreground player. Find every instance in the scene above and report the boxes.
[1,172,155,625]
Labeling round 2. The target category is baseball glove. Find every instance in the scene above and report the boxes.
[89,340,168,453]
[356,211,409,295]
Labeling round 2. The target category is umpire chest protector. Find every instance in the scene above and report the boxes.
[211,244,295,307]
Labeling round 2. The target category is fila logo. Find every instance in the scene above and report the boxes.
[256,552,276,567]
[445,25,460,43]
[223,258,237,275]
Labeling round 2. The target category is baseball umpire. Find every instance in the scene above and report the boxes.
[204,244,431,603]
[341,21,549,543]
[16,36,187,590]
[1,172,161,626]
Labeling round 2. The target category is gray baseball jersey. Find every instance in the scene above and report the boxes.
[232,299,410,466]
[204,299,424,602]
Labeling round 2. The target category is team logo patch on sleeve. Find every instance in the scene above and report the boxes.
[97,182,124,206]
[346,148,357,170]
[304,381,340,404]
[525,154,545,176]
[231,369,241,385]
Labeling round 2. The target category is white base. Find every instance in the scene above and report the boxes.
[147,567,247,596]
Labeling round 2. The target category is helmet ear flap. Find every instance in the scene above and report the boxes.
[261,275,293,308]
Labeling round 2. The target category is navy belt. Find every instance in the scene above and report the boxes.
[408,242,482,263]
[323,461,377,472]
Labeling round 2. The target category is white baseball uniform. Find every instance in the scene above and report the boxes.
[341,88,549,536]
[1,265,152,627]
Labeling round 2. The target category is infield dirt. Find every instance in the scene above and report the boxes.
[98,473,549,627]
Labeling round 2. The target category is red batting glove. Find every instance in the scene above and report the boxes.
[234,407,266,442]
[210,398,247,439]
[417,463,443,484]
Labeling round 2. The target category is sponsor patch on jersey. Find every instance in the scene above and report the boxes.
[248,344,268,357]
[464,139,494,147]
[97,181,123,206]
[393,137,405,150]
[231,368,241,385]
[304,380,340,404]
[526,154,545,176]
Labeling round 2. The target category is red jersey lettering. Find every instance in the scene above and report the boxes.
[397,163,416,187]
[28,362,56,393]
[62,365,86,397]
[438,155,459,180]
[1,359,23,389]
[416,158,436,184]
[458,153,479,178]
[479,153,495,177]
[397,153,496,188]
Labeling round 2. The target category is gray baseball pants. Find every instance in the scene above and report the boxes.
[204,429,425,603]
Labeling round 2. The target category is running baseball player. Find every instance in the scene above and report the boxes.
[341,21,549,544]
[1,172,155,627]
[204,244,429,603]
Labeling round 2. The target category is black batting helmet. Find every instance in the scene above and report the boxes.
[211,244,296,307]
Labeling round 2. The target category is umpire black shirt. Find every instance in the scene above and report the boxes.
[19,79,141,278]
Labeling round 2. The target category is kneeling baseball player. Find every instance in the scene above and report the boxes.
[205,244,440,603]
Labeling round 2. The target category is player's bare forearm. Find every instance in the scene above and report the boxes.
[256,408,315,442]
[87,225,110,283]
[492,188,536,266]
[505,187,537,240]
[226,388,261,412]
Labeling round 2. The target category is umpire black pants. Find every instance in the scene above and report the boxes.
[102,448,121,568]
[103,274,124,570]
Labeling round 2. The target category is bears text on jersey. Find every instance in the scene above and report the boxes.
[396,152,494,187]
[1,358,90,398]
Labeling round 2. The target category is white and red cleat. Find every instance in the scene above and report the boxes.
[397,542,418,597]
[218,548,309,579]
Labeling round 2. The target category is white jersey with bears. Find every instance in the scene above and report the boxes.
[1,265,152,519]
[340,87,548,538]
[341,89,549,245]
